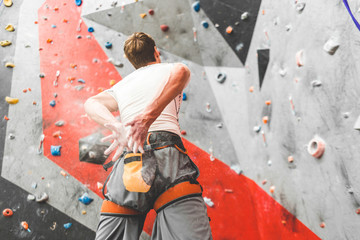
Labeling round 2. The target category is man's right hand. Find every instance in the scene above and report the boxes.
[101,121,130,161]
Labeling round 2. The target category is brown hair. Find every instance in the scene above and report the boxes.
[124,32,156,69]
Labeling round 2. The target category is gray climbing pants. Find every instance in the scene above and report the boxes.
[95,131,212,240]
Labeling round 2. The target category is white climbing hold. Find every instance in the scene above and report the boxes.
[36,192,49,202]
[296,2,306,12]
[323,37,340,55]
[311,80,322,87]
[203,197,214,207]
[230,165,243,175]
[241,12,249,20]
[279,68,287,77]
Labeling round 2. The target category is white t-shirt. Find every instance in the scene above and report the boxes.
[105,63,184,136]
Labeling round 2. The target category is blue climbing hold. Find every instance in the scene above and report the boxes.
[64,223,72,229]
[201,21,209,29]
[51,25,56,28]
[77,79,85,84]
[88,27,94,33]
[49,100,56,107]
[51,145,62,156]
[192,1,200,12]
[75,0,82,7]
[183,93,187,101]
[79,193,93,205]
[105,42,112,49]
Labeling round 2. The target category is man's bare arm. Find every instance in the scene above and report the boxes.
[84,91,129,161]
[125,63,191,153]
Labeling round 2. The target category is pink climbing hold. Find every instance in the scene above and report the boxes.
[160,25,169,32]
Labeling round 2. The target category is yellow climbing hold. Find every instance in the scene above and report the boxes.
[5,62,15,68]
[5,96,19,104]
[5,24,15,32]
[109,80,116,86]
[140,13,147,18]
[0,40,12,47]
[4,0,13,7]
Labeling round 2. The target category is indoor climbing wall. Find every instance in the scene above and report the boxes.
[1,0,360,239]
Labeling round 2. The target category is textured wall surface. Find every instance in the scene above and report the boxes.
[1,0,360,239]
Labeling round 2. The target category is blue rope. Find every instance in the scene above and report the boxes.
[343,0,360,31]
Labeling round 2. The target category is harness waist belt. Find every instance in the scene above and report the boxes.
[153,181,202,212]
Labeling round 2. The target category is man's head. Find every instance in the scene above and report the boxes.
[124,32,160,69]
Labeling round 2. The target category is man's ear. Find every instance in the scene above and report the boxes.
[154,46,161,62]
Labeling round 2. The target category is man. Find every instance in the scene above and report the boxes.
[84,32,212,240]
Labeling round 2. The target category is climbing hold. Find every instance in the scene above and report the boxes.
[253,126,261,133]
[5,24,15,32]
[267,159,272,166]
[36,192,49,202]
[5,62,15,68]
[265,100,271,105]
[262,131,267,147]
[236,42,244,52]
[9,133,15,140]
[51,24,56,28]
[288,156,294,163]
[226,26,233,34]
[311,80,322,87]
[97,182,103,190]
[60,170,67,177]
[79,193,93,205]
[75,0,82,6]
[206,102,212,112]
[224,189,233,193]
[216,72,226,83]
[216,123,223,128]
[4,115,9,121]
[140,13,147,18]
[203,197,214,207]
[82,210,87,215]
[193,27,197,42]
[5,96,19,104]
[320,222,325,228]
[323,37,340,55]
[307,137,325,158]
[3,208,13,217]
[21,221,30,231]
[241,12,249,20]
[27,194,35,201]
[182,92,187,101]
[51,145,62,156]
[114,61,124,67]
[49,100,56,107]
[64,223,72,229]
[296,50,304,67]
[77,79,85,84]
[39,73,45,78]
[192,1,200,12]
[181,130,187,135]
[262,116,269,124]
[31,182,37,189]
[285,24,292,31]
[109,80,116,86]
[279,68,287,77]
[214,23,219,28]
[230,165,243,175]
[269,186,275,194]
[201,21,209,29]
[296,2,306,13]
[88,27,94,33]
[249,86,254,92]
[4,0,13,7]
[356,208,360,214]
[262,179,267,185]
[105,42,112,49]
[0,40,12,47]
[160,25,169,32]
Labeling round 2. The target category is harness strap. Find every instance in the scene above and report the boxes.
[153,181,203,213]
[100,200,142,216]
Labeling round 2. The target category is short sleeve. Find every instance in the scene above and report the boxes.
[104,89,118,102]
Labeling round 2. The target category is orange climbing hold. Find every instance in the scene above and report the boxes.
[47,39,53,43]
[288,156,294,163]
[140,13,147,18]
[249,86,254,92]
[60,170,67,177]
[3,208,13,217]
[63,19,68,23]
[226,26,233,34]
[21,221,29,230]
[52,131,62,137]
[67,76,75,81]
[70,63,77,68]
[269,186,275,194]
[160,25,169,32]
[34,21,38,24]
[320,222,325,228]
[262,116,269,124]
[4,115,10,121]
[23,89,28,93]
[265,100,271,105]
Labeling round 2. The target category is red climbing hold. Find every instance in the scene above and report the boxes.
[320,222,325,228]
[160,25,169,32]
[181,130,187,135]
[21,221,29,230]
[356,208,360,214]
[148,9,154,15]
[3,208,13,217]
